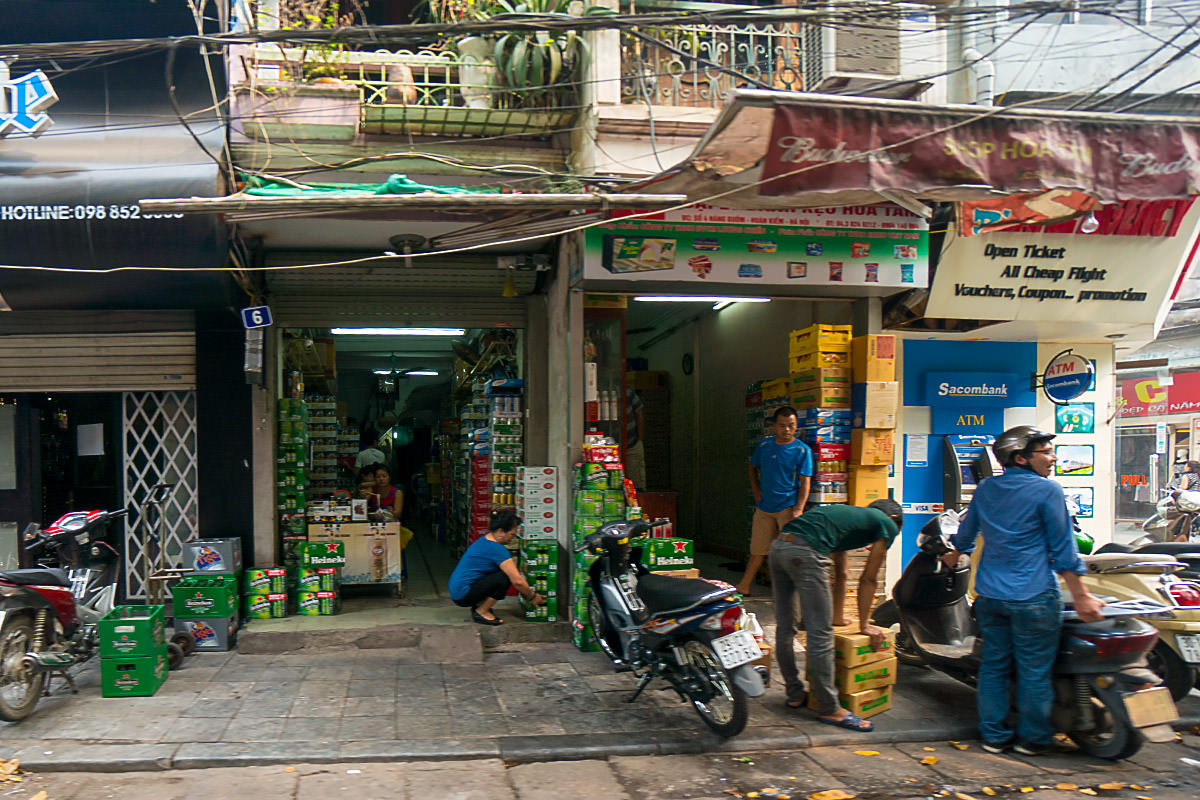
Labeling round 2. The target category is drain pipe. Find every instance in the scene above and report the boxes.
[963,47,995,106]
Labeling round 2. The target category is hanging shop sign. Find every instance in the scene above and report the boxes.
[582,204,928,287]
[0,66,57,137]
[760,101,1200,202]
[926,199,1200,332]
[925,372,1020,435]
[1118,371,1200,418]
[1040,351,1094,404]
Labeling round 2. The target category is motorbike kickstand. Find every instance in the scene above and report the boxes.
[56,669,78,694]
[626,671,654,703]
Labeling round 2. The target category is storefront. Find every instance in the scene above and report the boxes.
[1114,370,1200,523]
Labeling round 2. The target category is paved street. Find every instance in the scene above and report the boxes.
[4,737,1200,799]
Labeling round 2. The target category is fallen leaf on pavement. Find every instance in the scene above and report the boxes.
[954,793,977,800]
[1079,790,1098,796]
[950,742,969,750]
[1056,784,1079,791]
[853,750,879,757]
[29,792,45,800]
[722,792,742,797]
[1020,789,1034,794]
[924,747,937,751]
[285,767,296,773]
[746,793,759,798]
[1190,726,1200,735]
[1135,796,1154,800]
[734,757,755,763]
[0,761,18,775]
[807,791,856,800]
[981,789,996,796]
[1097,783,1126,791]
[903,778,919,783]
[920,756,939,765]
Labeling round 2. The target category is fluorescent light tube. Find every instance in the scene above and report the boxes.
[632,296,770,303]
[332,327,465,336]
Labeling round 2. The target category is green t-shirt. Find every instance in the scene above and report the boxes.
[782,505,899,555]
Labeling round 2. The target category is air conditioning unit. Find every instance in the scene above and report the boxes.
[803,5,902,94]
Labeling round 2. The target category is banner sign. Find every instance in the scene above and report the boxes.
[925,372,1023,407]
[0,67,57,137]
[1118,371,1200,418]
[583,204,928,287]
[926,200,1200,329]
[761,102,1200,202]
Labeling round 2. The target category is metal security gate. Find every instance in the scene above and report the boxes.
[122,391,199,601]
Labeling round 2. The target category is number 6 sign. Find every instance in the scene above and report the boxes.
[241,306,273,329]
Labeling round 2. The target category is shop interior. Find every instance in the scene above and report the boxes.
[274,324,525,625]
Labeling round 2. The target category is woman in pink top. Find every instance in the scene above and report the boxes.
[360,465,403,519]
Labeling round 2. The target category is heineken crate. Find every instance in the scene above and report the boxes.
[519,595,558,622]
[243,592,288,620]
[295,566,341,592]
[571,617,600,652]
[184,538,243,575]
[640,538,694,570]
[98,604,166,658]
[243,567,288,594]
[171,575,239,618]
[299,540,346,567]
[100,645,169,698]
[175,613,238,652]
[529,574,558,598]
[297,590,341,616]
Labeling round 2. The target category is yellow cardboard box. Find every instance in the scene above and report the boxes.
[851,429,895,466]
[852,335,897,383]
[793,386,851,409]
[808,685,893,719]
[789,324,853,356]
[834,630,896,668]
[789,368,852,391]
[789,350,850,374]
[851,381,899,429]
[835,656,898,693]
[849,466,890,506]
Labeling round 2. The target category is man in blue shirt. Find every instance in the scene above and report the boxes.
[943,426,1103,756]
[737,406,813,595]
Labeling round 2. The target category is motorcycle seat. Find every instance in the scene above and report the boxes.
[0,568,71,588]
[1082,553,1182,574]
[636,573,734,615]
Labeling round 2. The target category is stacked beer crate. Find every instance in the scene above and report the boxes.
[519,538,559,622]
[172,538,243,651]
[788,324,853,506]
[243,566,288,622]
[518,466,561,624]
[98,605,168,697]
[809,630,898,720]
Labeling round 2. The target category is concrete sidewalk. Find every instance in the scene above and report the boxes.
[2,629,1198,774]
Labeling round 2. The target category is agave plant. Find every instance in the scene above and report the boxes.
[487,0,612,105]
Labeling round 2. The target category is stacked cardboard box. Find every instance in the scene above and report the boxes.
[306,393,339,496]
[788,325,854,506]
[517,466,559,542]
[848,335,897,508]
[808,630,898,719]
[277,398,308,517]
[98,604,168,697]
[242,566,289,621]
[488,380,524,511]
[519,538,560,622]
[174,538,243,651]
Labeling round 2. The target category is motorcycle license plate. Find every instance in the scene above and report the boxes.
[711,630,761,670]
[1123,686,1178,728]
[1177,634,1200,664]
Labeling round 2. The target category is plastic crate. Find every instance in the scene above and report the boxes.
[100,646,168,697]
[171,575,239,618]
[98,605,166,658]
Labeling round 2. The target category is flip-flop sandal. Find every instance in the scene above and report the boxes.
[818,711,874,732]
[472,610,504,626]
[785,693,808,710]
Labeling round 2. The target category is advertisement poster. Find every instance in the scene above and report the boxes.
[1055,403,1095,434]
[1059,485,1095,518]
[1055,444,1095,477]
[583,205,929,288]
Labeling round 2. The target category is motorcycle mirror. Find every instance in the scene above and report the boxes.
[21,523,39,541]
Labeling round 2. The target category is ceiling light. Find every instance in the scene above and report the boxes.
[1080,211,1100,234]
[407,370,439,376]
[632,296,771,303]
[332,327,465,336]
[373,368,440,376]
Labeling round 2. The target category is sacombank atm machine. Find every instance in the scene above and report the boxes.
[942,435,1003,511]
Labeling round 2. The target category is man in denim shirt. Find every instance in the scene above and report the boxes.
[942,426,1103,756]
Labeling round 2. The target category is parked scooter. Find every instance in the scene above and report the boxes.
[0,506,189,721]
[582,519,765,737]
[1135,489,1200,545]
[872,510,1178,759]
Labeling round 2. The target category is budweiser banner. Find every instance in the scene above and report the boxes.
[760,103,1200,202]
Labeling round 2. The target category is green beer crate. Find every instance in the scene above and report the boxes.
[571,617,600,652]
[296,590,341,615]
[171,575,239,618]
[98,604,166,658]
[243,567,288,594]
[243,592,288,620]
[300,540,346,567]
[295,566,340,592]
[101,645,169,698]
[640,538,694,570]
[519,595,558,622]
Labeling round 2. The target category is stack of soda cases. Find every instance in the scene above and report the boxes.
[568,452,626,650]
[294,556,343,616]
[467,452,492,546]
[517,467,559,542]
[489,379,524,513]
[787,324,854,506]
[519,538,559,621]
[306,393,339,497]
[453,383,489,553]
[175,538,243,651]
[98,604,168,697]
[243,566,289,621]
[277,398,308,522]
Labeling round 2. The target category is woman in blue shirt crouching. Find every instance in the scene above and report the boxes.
[448,509,545,625]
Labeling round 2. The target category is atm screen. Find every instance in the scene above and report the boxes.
[960,464,976,488]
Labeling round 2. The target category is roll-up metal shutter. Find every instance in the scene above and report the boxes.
[265,255,535,328]
[0,333,196,392]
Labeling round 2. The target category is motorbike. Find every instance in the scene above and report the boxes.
[582,519,765,738]
[872,510,1178,759]
[0,505,189,722]
[1134,488,1200,546]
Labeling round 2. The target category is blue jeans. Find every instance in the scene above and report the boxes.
[770,536,838,714]
[974,588,1062,746]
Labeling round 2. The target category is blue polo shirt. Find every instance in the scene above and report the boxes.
[751,435,813,513]
[448,537,513,602]
[951,467,1086,601]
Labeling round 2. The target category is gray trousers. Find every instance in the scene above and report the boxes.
[770,536,839,715]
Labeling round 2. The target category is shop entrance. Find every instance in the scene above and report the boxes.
[277,325,525,619]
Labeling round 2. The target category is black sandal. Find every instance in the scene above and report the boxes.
[472,610,503,626]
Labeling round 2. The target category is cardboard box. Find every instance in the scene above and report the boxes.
[801,408,852,426]
[808,685,892,719]
[751,642,772,686]
[789,324,853,355]
[834,630,897,668]
[641,538,694,570]
[851,429,895,466]
[849,466,890,506]
[835,656,898,693]
[813,442,852,462]
[792,386,851,409]
[790,369,852,393]
[789,351,849,374]
[852,335,897,383]
[851,382,899,429]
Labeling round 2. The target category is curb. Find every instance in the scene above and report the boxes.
[15,716,1196,773]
